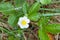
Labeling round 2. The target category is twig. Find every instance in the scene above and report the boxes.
[0,22,13,30]
[28,29,39,40]
[23,33,27,40]
[55,33,59,40]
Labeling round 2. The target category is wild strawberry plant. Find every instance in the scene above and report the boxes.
[0,0,60,40]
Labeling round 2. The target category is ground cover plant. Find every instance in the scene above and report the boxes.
[0,0,60,40]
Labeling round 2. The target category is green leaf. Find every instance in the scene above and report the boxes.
[8,36,20,40]
[22,2,28,14]
[8,36,15,40]
[45,24,60,34]
[38,27,50,40]
[28,2,40,15]
[28,13,40,21]
[38,17,50,40]
[8,14,19,27]
[28,2,40,21]
[40,0,51,5]
[0,2,15,15]
[38,17,50,27]
[14,0,25,7]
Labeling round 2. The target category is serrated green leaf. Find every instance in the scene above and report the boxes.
[0,2,15,15]
[22,2,28,14]
[28,13,40,21]
[8,14,19,27]
[14,0,25,7]
[45,24,60,34]
[29,2,40,15]
[38,27,50,40]
[28,2,40,21]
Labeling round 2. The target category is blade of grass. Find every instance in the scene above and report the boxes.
[40,8,60,13]
[40,13,60,17]
[0,27,15,36]
[51,1,60,4]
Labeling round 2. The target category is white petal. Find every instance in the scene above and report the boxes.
[26,19,30,23]
[18,22,21,27]
[23,16,30,23]
[23,24,29,28]
[19,17,23,22]
[19,24,29,29]
[20,26,25,29]
[19,16,27,22]
[23,16,28,19]
[23,16,28,20]
[18,23,25,29]
[20,16,30,23]
[18,17,26,23]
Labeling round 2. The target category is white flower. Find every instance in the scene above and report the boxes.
[18,16,30,29]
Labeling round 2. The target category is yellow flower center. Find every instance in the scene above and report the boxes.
[21,20,27,25]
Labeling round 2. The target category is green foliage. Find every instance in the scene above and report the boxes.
[8,36,15,40]
[37,17,50,40]
[22,2,28,14]
[28,2,40,21]
[28,2,40,14]
[45,24,60,34]
[0,2,15,15]
[38,17,50,26]
[0,0,60,40]
[8,14,19,26]
[38,28,50,40]
[28,13,40,21]
[14,0,25,7]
